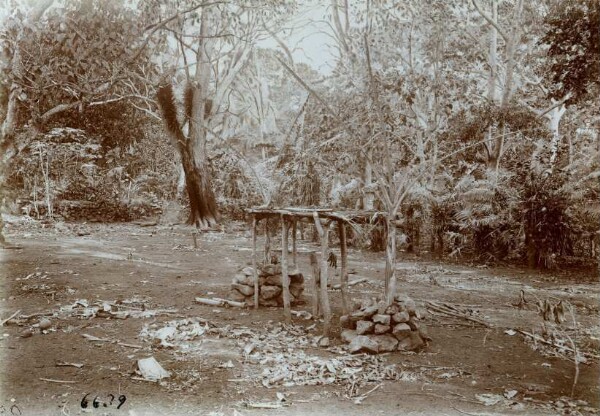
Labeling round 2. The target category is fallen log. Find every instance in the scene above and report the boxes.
[195,297,246,308]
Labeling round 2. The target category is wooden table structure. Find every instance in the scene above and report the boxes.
[245,207,387,337]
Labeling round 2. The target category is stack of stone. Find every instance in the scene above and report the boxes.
[340,295,431,354]
[229,264,305,307]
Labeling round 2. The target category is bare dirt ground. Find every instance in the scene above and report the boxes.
[1,219,599,416]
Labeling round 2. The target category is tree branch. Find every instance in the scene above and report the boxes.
[471,0,509,42]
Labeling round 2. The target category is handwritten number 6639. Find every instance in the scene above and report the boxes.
[81,393,127,409]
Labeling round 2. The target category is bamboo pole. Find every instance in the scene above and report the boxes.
[281,215,292,323]
[313,212,331,337]
[292,220,298,266]
[310,252,320,317]
[252,217,259,309]
[338,221,349,315]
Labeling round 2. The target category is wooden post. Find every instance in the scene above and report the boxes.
[292,220,298,267]
[252,217,259,309]
[281,215,292,323]
[338,221,349,316]
[313,212,331,337]
[310,251,320,317]
[264,218,271,264]
[384,216,397,306]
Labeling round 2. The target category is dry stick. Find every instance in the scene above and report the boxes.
[40,378,77,384]
[280,215,292,323]
[426,301,491,328]
[310,252,321,317]
[516,329,599,359]
[313,212,332,337]
[252,217,259,310]
[0,310,21,326]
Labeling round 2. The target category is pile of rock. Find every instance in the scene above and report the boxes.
[340,295,431,354]
[229,264,305,307]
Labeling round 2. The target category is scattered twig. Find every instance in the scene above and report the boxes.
[516,329,600,360]
[0,310,21,326]
[426,301,491,328]
[117,342,143,349]
[56,361,84,368]
[40,378,77,384]
[82,334,112,342]
[19,312,54,320]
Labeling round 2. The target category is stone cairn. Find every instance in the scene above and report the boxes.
[229,264,305,307]
[340,294,431,354]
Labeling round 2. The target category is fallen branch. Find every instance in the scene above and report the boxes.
[245,402,284,409]
[516,329,600,360]
[40,378,77,384]
[332,278,368,290]
[426,301,491,328]
[118,342,143,349]
[195,297,246,308]
[0,310,21,326]
[82,334,112,342]
[18,311,54,320]
[56,361,84,368]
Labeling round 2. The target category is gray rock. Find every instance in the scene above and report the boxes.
[373,334,399,352]
[348,335,379,354]
[374,324,391,334]
[356,320,375,335]
[260,275,282,286]
[232,273,253,286]
[385,303,400,315]
[229,289,248,302]
[372,314,391,326]
[241,267,255,276]
[392,323,412,340]
[259,264,282,277]
[392,311,410,324]
[397,331,425,351]
[377,300,388,314]
[232,283,254,296]
[259,299,278,307]
[260,285,282,300]
[318,336,330,347]
[351,305,379,321]
[341,329,358,343]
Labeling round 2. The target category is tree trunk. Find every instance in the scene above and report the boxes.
[187,5,218,227]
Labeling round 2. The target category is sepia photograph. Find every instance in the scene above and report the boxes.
[0,0,598,414]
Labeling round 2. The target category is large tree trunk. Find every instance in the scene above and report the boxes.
[156,84,217,228]
[187,6,218,227]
